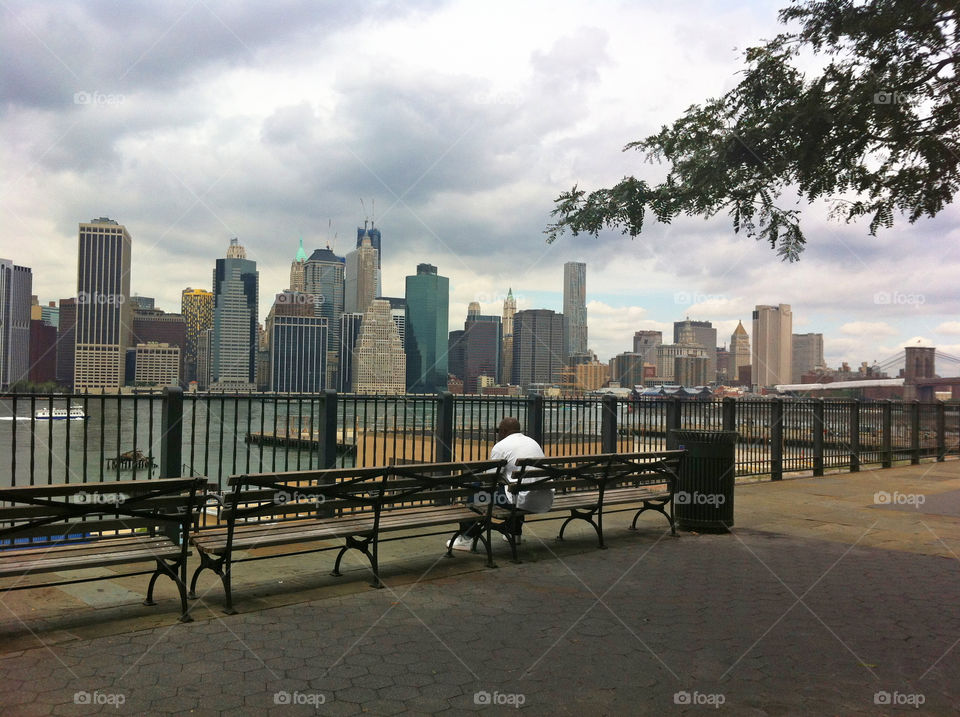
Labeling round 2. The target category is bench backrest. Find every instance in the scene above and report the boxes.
[512,450,684,495]
[221,460,507,526]
[0,477,208,549]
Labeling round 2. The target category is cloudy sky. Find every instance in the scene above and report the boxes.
[2,0,958,370]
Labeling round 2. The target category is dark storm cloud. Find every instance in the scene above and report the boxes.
[0,0,430,113]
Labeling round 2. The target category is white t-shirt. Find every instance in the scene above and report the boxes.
[491,432,553,513]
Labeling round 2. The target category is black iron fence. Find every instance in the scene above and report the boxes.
[2,391,958,503]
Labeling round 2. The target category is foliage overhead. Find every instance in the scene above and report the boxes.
[546,0,960,260]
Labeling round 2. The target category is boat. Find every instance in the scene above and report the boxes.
[34,406,89,421]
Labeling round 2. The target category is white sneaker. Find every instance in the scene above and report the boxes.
[501,533,523,544]
[446,536,475,552]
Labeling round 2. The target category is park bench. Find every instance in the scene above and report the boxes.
[500,450,685,561]
[189,460,505,613]
[0,477,207,622]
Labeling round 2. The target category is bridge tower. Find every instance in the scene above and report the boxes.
[904,346,936,400]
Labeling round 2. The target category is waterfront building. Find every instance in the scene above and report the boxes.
[133,342,180,387]
[752,304,793,387]
[501,288,516,386]
[464,313,501,394]
[632,330,662,365]
[56,298,77,390]
[29,319,57,384]
[674,319,717,381]
[181,287,214,384]
[268,292,328,393]
[344,236,379,314]
[563,262,588,359]
[731,321,750,376]
[338,312,364,392]
[353,299,405,394]
[74,218,132,392]
[404,264,449,393]
[512,309,563,389]
[792,333,825,383]
[132,308,187,385]
[211,237,258,391]
[303,246,345,387]
[0,259,32,388]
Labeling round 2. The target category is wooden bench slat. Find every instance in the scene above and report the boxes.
[0,541,181,577]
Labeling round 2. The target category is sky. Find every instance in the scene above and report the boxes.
[2,0,958,371]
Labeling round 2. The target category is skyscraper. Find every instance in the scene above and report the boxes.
[562,262,587,360]
[632,330,662,364]
[0,259,32,389]
[74,218,132,392]
[752,304,792,387]
[344,236,379,314]
[379,297,407,347]
[730,321,750,379]
[211,238,258,391]
[181,287,214,384]
[404,264,449,393]
[512,309,564,389]
[289,238,308,292]
[501,288,516,385]
[464,312,501,394]
[267,292,328,393]
[338,312,364,393]
[56,298,77,390]
[447,330,466,382]
[673,319,717,381]
[357,222,382,295]
[353,299,405,394]
[132,308,187,386]
[303,246,345,387]
[792,333,825,382]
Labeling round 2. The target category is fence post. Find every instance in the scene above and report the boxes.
[160,386,183,479]
[812,398,824,477]
[770,398,783,481]
[936,401,946,462]
[722,397,736,432]
[881,401,892,468]
[665,397,682,449]
[435,391,454,463]
[601,394,618,454]
[910,401,921,465]
[319,389,338,468]
[527,394,545,448]
[849,400,860,473]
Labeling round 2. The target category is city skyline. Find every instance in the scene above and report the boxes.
[1,2,957,372]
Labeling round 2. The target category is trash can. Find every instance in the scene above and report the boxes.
[668,429,737,533]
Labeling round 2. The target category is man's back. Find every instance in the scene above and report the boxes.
[491,431,551,512]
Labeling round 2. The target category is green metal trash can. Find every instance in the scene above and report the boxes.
[668,429,737,533]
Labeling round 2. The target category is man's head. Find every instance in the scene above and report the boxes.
[497,417,522,441]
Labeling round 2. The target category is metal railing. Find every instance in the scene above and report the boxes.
[1,391,957,502]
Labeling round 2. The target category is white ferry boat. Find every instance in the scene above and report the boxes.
[34,406,89,421]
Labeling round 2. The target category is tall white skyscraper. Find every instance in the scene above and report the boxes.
[353,299,406,394]
[752,304,792,387]
[74,218,132,391]
[501,288,516,384]
[563,262,587,360]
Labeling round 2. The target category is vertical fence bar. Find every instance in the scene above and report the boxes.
[722,397,736,431]
[160,386,183,478]
[910,401,921,465]
[601,395,617,454]
[527,395,544,448]
[665,397,681,449]
[435,392,454,463]
[881,401,892,468]
[770,398,783,481]
[849,400,860,472]
[812,398,824,477]
[319,389,338,469]
[936,402,946,462]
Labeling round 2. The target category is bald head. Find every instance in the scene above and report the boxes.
[497,417,522,440]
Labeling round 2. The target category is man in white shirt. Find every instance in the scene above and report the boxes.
[448,417,552,550]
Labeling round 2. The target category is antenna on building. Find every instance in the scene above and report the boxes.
[371,197,375,228]
[360,199,368,231]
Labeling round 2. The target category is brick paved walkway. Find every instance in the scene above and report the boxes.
[2,461,960,715]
